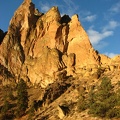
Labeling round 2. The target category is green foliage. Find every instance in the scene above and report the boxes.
[0,85,16,120]
[16,79,29,117]
[1,100,10,114]
[100,77,113,91]
[0,98,11,120]
[8,88,15,100]
[77,77,120,118]
[88,86,95,106]
[77,95,87,112]
[88,77,117,118]
[77,86,88,112]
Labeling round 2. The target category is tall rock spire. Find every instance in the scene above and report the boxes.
[0,1,101,87]
[0,0,37,77]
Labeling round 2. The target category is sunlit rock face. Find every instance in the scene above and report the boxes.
[0,0,102,87]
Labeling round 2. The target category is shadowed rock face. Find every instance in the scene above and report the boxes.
[0,29,7,44]
[0,0,103,87]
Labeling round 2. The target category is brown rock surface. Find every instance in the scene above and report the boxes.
[112,55,120,63]
[0,0,117,87]
[67,15,100,67]
[99,54,111,65]
[0,0,37,79]
[0,29,6,44]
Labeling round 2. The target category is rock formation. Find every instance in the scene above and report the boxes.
[0,0,119,87]
[0,29,6,44]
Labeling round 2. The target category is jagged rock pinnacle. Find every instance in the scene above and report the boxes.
[0,1,112,88]
[24,0,31,3]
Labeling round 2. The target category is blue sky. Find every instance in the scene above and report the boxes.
[0,0,120,58]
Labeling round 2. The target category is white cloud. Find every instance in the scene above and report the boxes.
[63,0,75,8]
[110,1,120,13]
[94,41,108,50]
[87,28,113,45]
[61,0,79,17]
[82,15,96,22]
[103,20,120,32]
[87,19,120,47]
[41,5,50,12]
[104,52,118,58]
[39,0,79,17]
[39,2,52,12]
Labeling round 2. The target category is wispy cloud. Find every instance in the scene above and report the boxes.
[82,14,97,22]
[79,10,97,23]
[109,1,120,13]
[39,0,79,17]
[103,1,120,22]
[94,41,108,50]
[63,0,75,8]
[104,52,118,58]
[39,2,51,12]
[103,20,120,32]
[61,0,79,16]
[87,27,113,45]
[87,19,120,47]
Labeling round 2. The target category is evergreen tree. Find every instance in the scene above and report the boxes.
[88,77,116,118]
[115,82,120,117]
[16,79,29,117]
[1,100,10,119]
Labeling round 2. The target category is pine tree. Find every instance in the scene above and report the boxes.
[16,79,29,117]
[88,77,116,118]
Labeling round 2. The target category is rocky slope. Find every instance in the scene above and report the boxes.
[0,0,101,87]
[0,0,120,119]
